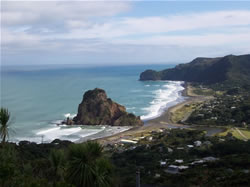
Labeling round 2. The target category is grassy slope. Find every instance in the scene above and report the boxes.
[217,128,250,140]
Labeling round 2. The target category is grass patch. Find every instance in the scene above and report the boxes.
[239,129,250,139]
[171,103,200,123]
[193,88,215,96]
[187,84,220,97]
[216,128,250,140]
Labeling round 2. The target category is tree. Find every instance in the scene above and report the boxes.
[94,158,114,187]
[50,149,65,182]
[66,141,114,187]
[0,144,17,187]
[0,108,11,144]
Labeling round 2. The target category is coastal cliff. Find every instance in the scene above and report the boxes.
[72,88,143,126]
[140,54,250,85]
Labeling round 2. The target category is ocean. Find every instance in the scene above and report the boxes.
[1,64,185,143]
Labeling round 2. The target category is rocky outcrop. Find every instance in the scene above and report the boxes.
[72,88,143,126]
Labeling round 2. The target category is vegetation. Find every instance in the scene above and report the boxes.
[0,108,11,144]
[2,53,250,186]
[0,140,115,187]
[66,142,114,187]
[186,94,250,127]
[110,129,250,187]
[171,103,201,123]
[140,54,250,87]
[9,110,250,187]
[217,128,250,141]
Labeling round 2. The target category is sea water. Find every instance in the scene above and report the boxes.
[1,65,185,143]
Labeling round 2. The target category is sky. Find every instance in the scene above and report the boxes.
[1,0,250,66]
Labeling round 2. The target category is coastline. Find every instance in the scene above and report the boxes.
[96,82,211,145]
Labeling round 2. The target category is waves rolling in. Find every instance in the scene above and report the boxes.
[141,81,184,120]
[1,65,185,143]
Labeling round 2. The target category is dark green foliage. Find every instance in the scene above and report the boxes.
[212,140,250,156]
[66,142,114,187]
[50,149,65,181]
[0,141,114,187]
[140,54,250,87]
[0,129,249,186]
[111,129,250,187]
[187,94,250,126]
[0,144,17,187]
[139,70,162,80]
[0,108,11,143]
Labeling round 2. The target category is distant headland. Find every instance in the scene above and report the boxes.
[140,54,250,85]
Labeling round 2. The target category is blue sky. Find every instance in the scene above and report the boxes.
[1,0,250,65]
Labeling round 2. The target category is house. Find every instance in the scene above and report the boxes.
[167,147,173,153]
[133,136,145,141]
[158,129,163,133]
[178,166,189,170]
[202,157,219,162]
[147,136,153,141]
[242,169,249,174]
[129,146,137,150]
[242,122,247,127]
[164,165,189,174]
[164,165,179,174]
[177,147,184,150]
[194,141,202,147]
[204,141,212,145]
[160,161,167,166]
[154,173,161,178]
[175,159,184,164]
[120,139,137,144]
[191,160,204,165]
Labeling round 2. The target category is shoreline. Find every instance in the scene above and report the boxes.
[96,82,211,145]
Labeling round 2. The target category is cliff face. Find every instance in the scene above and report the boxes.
[73,88,143,126]
[140,54,250,85]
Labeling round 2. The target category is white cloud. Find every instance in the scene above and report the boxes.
[114,32,250,47]
[35,10,250,40]
[2,1,131,26]
[1,1,250,64]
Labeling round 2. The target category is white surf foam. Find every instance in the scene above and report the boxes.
[14,124,131,143]
[64,113,76,118]
[36,126,82,142]
[141,81,184,120]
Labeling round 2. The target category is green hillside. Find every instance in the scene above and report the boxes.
[140,54,250,85]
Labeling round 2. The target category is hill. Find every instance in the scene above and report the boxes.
[140,54,250,85]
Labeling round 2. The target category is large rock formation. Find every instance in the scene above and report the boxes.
[72,88,143,126]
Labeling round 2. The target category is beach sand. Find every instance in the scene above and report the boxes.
[97,83,212,145]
